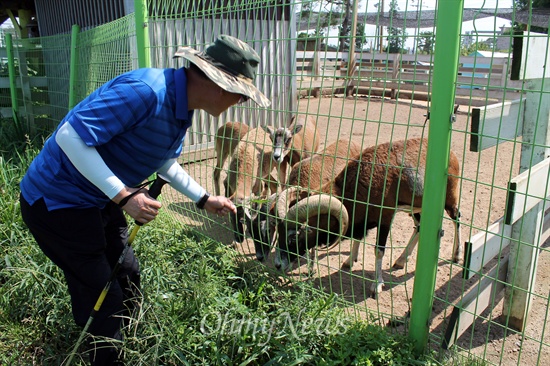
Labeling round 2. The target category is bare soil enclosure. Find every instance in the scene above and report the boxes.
[164,96,549,365]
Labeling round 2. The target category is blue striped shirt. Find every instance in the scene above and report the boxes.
[20,67,194,210]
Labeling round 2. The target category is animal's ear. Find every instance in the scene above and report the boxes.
[292,124,303,135]
[261,125,275,140]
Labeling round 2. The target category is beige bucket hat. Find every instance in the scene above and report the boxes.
[174,35,271,108]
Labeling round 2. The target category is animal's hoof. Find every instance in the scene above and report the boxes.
[341,260,353,269]
[392,261,404,270]
[370,282,384,298]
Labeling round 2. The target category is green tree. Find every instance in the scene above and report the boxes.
[355,23,368,49]
[386,0,407,53]
[513,0,550,33]
[416,31,435,54]
[301,0,365,51]
[460,41,494,56]
[514,0,550,8]
[297,30,327,51]
[338,21,368,50]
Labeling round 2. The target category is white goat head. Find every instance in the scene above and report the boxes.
[263,124,303,164]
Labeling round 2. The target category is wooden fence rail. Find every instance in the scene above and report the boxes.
[1,48,525,124]
[295,51,523,106]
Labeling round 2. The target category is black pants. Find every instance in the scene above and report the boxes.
[20,195,141,365]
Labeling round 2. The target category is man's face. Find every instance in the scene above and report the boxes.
[206,88,243,117]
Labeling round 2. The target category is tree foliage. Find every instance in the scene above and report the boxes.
[386,0,407,53]
[301,0,367,51]
[338,21,368,50]
[416,31,435,54]
[513,0,550,33]
[514,0,550,8]
[297,30,328,51]
[460,41,494,56]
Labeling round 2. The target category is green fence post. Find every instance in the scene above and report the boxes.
[68,24,81,110]
[408,0,464,354]
[5,33,19,124]
[134,0,151,68]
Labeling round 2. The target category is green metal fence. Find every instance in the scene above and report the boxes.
[3,0,550,364]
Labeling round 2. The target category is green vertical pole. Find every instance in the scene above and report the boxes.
[134,0,151,68]
[5,33,19,122]
[68,24,80,109]
[408,0,463,354]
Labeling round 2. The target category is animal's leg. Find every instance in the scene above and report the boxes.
[278,161,288,186]
[370,246,386,297]
[393,213,421,269]
[213,167,222,196]
[266,173,279,195]
[213,147,226,196]
[370,224,391,297]
[306,247,317,277]
[227,184,245,244]
[230,209,245,244]
[450,209,462,264]
[342,239,360,268]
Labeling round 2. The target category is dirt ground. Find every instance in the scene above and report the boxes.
[166,95,549,365]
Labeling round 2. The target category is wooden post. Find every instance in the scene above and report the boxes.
[312,50,320,81]
[503,33,550,330]
[390,53,401,99]
[378,0,385,52]
[345,0,359,96]
[503,78,550,330]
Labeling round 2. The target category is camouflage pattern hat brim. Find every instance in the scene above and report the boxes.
[174,46,271,108]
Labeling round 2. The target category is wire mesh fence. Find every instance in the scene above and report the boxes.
[2,0,549,364]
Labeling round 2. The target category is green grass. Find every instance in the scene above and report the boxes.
[0,119,485,365]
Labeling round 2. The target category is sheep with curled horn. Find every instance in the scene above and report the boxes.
[224,124,303,244]
[273,137,462,297]
[248,139,362,262]
[228,114,319,248]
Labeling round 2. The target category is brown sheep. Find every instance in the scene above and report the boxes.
[249,139,362,262]
[281,114,321,184]
[274,138,462,296]
[212,122,249,196]
[225,125,302,243]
